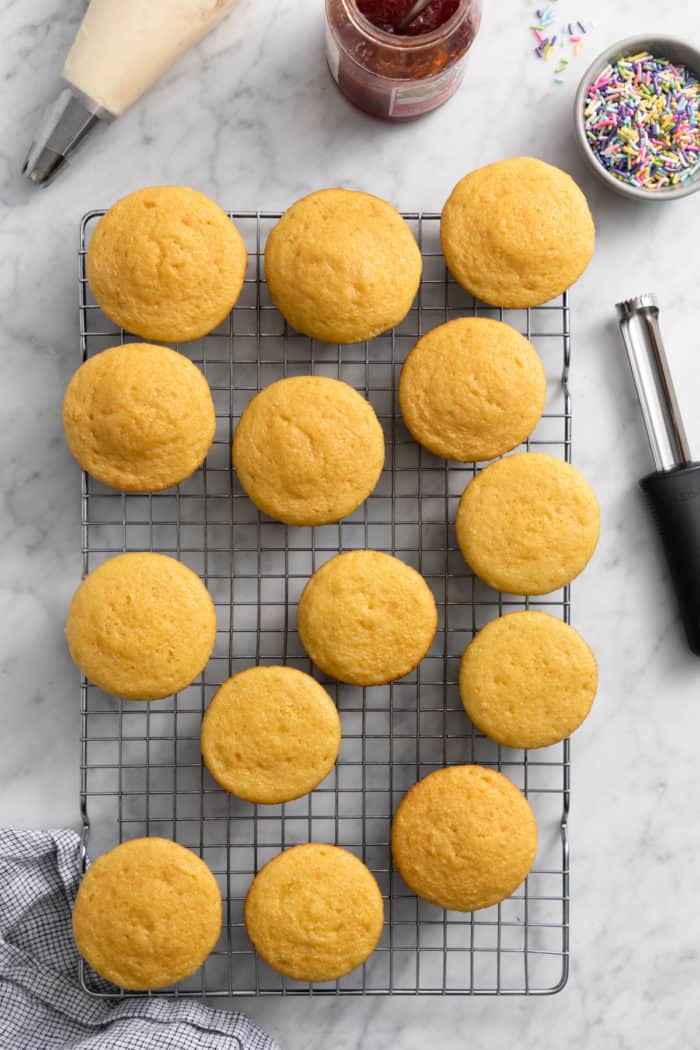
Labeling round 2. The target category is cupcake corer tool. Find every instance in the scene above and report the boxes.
[617,293,700,655]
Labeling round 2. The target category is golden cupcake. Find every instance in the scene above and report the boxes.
[264,188,421,343]
[398,318,546,462]
[244,843,384,982]
[391,765,537,912]
[62,343,216,492]
[460,611,597,749]
[456,452,600,595]
[72,837,222,990]
[66,552,216,700]
[297,550,437,685]
[232,376,385,525]
[441,158,595,308]
[201,666,341,804]
[87,186,247,342]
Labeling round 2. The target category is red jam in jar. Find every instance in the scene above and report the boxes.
[325,0,482,120]
[357,0,460,35]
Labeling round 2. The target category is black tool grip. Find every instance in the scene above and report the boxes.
[641,462,700,656]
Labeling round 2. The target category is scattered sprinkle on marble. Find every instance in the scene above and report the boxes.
[583,52,700,189]
[530,5,590,83]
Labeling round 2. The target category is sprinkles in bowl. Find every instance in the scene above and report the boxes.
[583,51,699,191]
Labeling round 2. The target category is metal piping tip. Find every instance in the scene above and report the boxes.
[23,86,111,186]
[23,144,67,186]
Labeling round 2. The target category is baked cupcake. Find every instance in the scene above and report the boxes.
[297,550,438,685]
[87,186,247,342]
[201,666,341,804]
[62,343,216,491]
[398,317,546,462]
[244,843,384,982]
[391,765,537,912]
[441,158,595,307]
[233,375,385,525]
[264,188,421,343]
[72,837,222,990]
[460,611,598,749]
[66,552,216,700]
[456,452,600,595]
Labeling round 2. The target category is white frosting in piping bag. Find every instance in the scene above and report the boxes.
[63,0,238,115]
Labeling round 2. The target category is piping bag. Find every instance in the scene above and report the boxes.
[23,0,238,185]
[617,294,700,656]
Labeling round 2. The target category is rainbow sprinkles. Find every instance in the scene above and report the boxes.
[583,52,700,190]
[530,7,589,84]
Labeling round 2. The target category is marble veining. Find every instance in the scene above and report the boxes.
[1,0,700,1046]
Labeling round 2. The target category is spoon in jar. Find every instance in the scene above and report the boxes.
[395,0,434,33]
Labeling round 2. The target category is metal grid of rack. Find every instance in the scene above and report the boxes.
[78,210,571,998]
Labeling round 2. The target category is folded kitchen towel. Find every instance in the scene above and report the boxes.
[0,827,280,1050]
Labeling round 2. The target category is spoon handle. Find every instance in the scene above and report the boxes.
[396,0,434,33]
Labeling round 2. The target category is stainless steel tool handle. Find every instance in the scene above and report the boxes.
[616,293,691,472]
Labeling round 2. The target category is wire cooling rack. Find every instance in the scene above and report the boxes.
[78,210,572,998]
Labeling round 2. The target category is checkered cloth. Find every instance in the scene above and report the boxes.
[0,828,279,1050]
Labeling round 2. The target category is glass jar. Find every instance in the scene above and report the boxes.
[325,0,482,121]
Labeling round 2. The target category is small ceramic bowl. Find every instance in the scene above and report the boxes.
[574,34,700,201]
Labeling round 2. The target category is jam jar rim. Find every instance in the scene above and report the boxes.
[330,0,473,51]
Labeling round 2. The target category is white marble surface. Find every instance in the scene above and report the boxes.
[2,0,700,1046]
